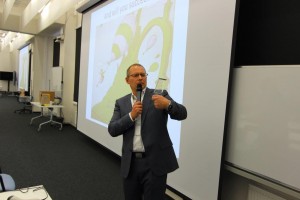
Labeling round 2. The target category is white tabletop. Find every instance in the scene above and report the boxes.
[0,185,52,199]
[31,102,63,108]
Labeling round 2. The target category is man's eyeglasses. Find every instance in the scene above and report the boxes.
[128,73,148,78]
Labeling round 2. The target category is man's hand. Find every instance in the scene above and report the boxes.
[152,95,170,110]
[131,101,143,120]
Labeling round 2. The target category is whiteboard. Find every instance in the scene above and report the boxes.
[225,66,300,191]
[51,66,63,97]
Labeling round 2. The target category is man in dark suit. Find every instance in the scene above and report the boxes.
[108,63,187,200]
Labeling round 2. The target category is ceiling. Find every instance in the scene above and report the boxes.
[0,0,70,45]
[0,0,32,43]
[0,0,32,41]
[0,0,88,47]
[0,0,31,16]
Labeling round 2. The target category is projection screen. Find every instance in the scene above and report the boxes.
[78,0,236,199]
[18,44,30,91]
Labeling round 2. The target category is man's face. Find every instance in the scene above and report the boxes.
[126,65,147,93]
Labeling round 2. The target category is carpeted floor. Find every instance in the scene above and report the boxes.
[0,95,124,200]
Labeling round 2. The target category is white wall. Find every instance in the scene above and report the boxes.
[60,10,79,126]
[0,51,11,70]
[0,50,13,91]
[31,36,50,102]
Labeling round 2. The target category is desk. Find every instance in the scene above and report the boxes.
[30,102,63,131]
[0,185,52,199]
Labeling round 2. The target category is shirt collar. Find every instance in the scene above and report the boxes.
[132,87,146,100]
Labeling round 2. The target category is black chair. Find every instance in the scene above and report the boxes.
[14,96,33,114]
[0,167,15,192]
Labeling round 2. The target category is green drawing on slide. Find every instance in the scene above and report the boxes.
[91,0,175,124]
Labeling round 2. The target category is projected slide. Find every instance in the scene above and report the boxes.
[79,0,236,198]
[18,45,30,91]
[85,0,189,156]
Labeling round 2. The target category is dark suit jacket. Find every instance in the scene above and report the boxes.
[108,88,187,178]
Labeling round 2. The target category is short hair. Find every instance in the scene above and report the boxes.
[126,63,146,77]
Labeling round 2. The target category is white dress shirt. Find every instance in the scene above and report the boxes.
[130,89,146,152]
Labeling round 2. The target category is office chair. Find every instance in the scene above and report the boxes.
[14,95,33,114]
[0,168,16,192]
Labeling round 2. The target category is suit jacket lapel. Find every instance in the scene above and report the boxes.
[124,94,132,114]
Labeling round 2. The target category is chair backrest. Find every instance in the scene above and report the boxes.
[0,174,16,192]
[18,95,32,103]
